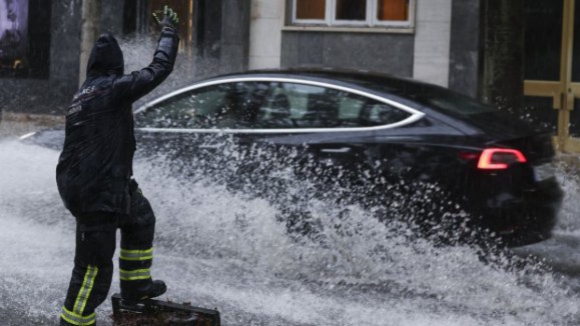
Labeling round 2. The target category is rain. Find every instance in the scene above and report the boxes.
[3,1,580,326]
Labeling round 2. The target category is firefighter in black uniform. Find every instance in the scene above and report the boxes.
[57,7,180,326]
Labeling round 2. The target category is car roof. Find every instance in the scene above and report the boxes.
[211,67,436,91]
[210,68,541,139]
[139,67,544,140]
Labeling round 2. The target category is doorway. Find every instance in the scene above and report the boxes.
[524,0,580,152]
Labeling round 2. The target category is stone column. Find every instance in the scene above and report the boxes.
[79,0,102,86]
[448,0,482,99]
[481,0,525,114]
[193,0,251,79]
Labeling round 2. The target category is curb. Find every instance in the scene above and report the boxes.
[1,111,65,126]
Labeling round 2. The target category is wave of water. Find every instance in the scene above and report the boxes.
[2,137,580,325]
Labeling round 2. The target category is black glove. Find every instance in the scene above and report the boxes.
[152,5,179,30]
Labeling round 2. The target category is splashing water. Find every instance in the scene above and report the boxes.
[2,133,580,325]
[117,35,218,108]
[1,22,575,326]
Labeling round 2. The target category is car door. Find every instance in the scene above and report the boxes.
[134,82,249,179]
[232,80,419,203]
[134,78,421,204]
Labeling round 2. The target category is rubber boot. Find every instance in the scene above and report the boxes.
[121,279,167,301]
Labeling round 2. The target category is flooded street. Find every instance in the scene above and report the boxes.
[1,131,580,326]
[2,0,580,325]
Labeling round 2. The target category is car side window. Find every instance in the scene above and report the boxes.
[254,82,411,129]
[135,85,230,129]
[135,83,264,129]
[358,102,413,126]
[135,81,411,130]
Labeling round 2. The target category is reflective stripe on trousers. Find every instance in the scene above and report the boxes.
[120,268,151,281]
[61,265,98,325]
[61,307,96,326]
[119,247,153,284]
[119,248,153,261]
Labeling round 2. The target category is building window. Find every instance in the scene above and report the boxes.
[295,0,326,20]
[0,0,51,79]
[293,0,413,27]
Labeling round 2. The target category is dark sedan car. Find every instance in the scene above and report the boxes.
[22,69,563,247]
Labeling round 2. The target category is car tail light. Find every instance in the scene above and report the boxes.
[477,148,527,170]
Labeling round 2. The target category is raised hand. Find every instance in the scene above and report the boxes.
[152,5,179,30]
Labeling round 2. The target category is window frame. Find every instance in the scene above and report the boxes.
[291,0,415,29]
[135,77,425,134]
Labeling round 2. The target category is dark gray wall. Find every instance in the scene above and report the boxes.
[0,0,82,116]
[48,0,82,105]
[280,32,414,78]
[194,0,251,79]
[448,0,482,99]
[0,0,130,116]
[450,0,527,114]
[481,0,525,113]
[101,0,125,36]
[220,0,251,75]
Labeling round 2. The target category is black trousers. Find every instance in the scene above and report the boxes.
[60,185,157,326]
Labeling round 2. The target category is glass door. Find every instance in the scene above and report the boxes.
[568,0,580,150]
[524,0,580,152]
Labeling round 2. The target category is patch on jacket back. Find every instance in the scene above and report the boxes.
[68,85,112,116]
[72,85,111,103]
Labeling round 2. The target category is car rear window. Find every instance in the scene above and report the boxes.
[365,80,496,116]
[414,88,496,116]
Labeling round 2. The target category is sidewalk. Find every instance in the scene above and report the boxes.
[0,112,64,139]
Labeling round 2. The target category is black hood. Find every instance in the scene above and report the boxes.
[87,33,124,77]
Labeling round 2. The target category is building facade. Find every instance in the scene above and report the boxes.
[0,0,200,116]
[250,0,459,90]
[2,0,580,152]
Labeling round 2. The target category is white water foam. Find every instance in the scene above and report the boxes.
[2,137,580,325]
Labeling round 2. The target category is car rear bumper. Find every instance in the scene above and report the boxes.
[478,179,563,247]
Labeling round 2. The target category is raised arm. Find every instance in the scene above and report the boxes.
[116,6,180,103]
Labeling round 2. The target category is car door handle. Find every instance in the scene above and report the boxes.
[320,147,352,154]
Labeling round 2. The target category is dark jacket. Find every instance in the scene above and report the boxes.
[56,28,179,216]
